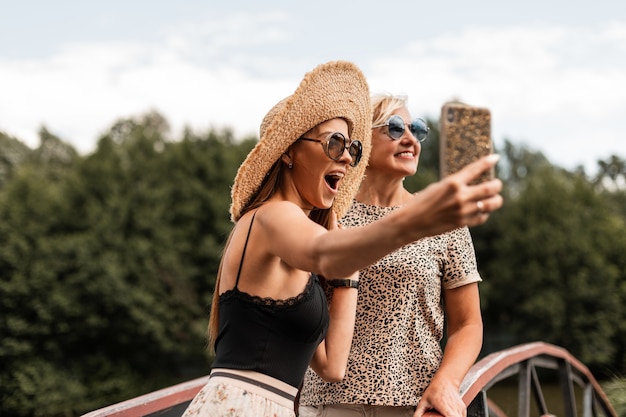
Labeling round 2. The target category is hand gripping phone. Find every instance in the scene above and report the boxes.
[439,102,493,184]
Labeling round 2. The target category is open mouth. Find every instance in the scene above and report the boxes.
[325,174,342,191]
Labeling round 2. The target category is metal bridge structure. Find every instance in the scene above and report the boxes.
[81,342,617,417]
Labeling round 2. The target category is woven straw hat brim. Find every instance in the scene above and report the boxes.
[230,60,371,222]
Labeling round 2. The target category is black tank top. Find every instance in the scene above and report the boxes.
[211,212,330,388]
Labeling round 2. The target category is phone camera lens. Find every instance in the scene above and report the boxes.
[446,107,455,123]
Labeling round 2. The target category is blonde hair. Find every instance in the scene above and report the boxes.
[371,93,408,126]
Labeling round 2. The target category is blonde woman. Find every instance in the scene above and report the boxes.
[300,94,486,417]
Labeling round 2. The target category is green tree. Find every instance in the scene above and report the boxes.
[0,131,32,187]
[0,129,87,414]
[0,112,256,416]
[476,143,626,373]
[594,154,626,190]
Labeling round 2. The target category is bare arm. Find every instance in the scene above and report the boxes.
[261,154,503,279]
[308,214,358,381]
[414,283,483,417]
[308,277,358,381]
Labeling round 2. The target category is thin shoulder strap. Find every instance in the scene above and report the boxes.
[234,211,257,289]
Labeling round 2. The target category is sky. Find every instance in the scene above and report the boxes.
[1,0,625,174]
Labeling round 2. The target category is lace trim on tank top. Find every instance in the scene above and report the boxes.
[220,210,319,308]
[221,274,318,307]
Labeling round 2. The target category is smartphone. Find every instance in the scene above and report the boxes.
[439,102,493,184]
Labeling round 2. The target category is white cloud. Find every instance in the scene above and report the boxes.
[1,19,624,174]
[366,23,626,172]
[0,13,298,152]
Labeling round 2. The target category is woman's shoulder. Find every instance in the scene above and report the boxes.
[246,201,322,238]
[244,201,308,225]
[259,200,308,215]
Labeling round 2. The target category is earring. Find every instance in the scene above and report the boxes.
[288,162,293,169]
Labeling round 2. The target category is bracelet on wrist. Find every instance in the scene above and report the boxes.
[327,278,359,289]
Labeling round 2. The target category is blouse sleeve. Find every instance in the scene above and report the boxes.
[441,226,482,290]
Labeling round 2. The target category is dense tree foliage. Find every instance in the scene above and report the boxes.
[0,114,254,416]
[475,147,626,370]
[1,112,625,416]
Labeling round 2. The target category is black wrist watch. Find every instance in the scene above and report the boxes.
[327,278,359,289]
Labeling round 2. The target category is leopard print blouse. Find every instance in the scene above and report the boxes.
[300,201,481,406]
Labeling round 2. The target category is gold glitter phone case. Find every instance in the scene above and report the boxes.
[439,102,493,184]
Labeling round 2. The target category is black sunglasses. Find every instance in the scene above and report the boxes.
[298,132,363,167]
[373,115,429,142]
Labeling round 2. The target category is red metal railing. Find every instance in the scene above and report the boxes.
[460,342,617,417]
[80,375,210,417]
[81,342,618,417]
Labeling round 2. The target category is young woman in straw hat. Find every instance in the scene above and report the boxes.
[182,61,502,417]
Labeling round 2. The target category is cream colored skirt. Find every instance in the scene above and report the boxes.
[182,368,298,417]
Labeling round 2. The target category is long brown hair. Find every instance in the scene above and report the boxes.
[207,158,332,352]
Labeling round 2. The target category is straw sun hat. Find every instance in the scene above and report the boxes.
[229,60,372,222]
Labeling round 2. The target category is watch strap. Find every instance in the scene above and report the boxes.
[327,278,359,289]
